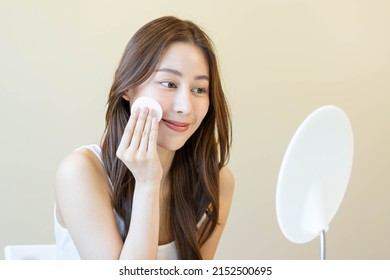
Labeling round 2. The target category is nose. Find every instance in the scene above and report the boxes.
[172,87,192,115]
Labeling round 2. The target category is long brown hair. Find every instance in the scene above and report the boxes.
[101,16,231,259]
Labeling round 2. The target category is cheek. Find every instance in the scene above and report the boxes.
[196,100,210,121]
[155,98,170,113]
[130,81,158,103]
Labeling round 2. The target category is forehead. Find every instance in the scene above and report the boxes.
[157,42,209,76]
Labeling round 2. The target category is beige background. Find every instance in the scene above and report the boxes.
[1,0,389,259]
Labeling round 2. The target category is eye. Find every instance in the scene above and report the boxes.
[192,87,208,94]
[161,81,177,88]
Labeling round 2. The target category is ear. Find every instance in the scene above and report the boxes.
[122,90,131,102]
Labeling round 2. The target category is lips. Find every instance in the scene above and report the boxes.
[162,119,190,132]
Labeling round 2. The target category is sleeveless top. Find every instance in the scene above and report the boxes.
[54,144,178,259]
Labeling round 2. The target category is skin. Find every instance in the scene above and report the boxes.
[55,42,235,259]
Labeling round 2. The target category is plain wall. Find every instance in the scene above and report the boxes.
[1,0,389,259]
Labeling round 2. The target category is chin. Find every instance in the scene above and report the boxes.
[157,139,187,152]
[157,132,192,151]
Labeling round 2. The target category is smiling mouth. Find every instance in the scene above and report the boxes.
[162,119,190,132]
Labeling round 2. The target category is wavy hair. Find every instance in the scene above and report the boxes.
[101,16,231,259]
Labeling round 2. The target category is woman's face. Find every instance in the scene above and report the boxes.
[127,42,210,151]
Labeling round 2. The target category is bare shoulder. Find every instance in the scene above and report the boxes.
[219,165,235,199]
[199,165,235,259]
[55,147,112,225]
[56,147,103,179]
[56,146,111,195]
[217,165,235,226]
[55,148,123,258]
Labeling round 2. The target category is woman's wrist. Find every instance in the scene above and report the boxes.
[134,181,161,194]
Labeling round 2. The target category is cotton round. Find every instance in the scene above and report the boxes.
[131,97,163,121]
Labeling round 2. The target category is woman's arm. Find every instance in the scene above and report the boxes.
[55,149,125,259]
[56,108,162,259]
[115,107,162,259]
[200,166,235,259]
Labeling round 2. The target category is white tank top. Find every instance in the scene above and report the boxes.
[54,144,178,259]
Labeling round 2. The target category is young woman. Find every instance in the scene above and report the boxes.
[55,16,234,260]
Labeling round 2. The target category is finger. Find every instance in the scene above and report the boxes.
[117,108,140,157]
[148,116,159,152]
[128,107,149,151]
[138,110,154,152]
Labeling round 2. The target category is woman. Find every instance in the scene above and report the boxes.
[55,16,234,260]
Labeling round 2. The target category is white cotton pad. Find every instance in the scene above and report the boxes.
[131,96,163,121]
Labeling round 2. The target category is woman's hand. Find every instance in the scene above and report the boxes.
[116,106,162,259]
[116,107,163,187]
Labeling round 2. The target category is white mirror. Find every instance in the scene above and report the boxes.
[276,105,354,259]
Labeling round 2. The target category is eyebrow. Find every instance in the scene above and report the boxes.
[156,67,209,81]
